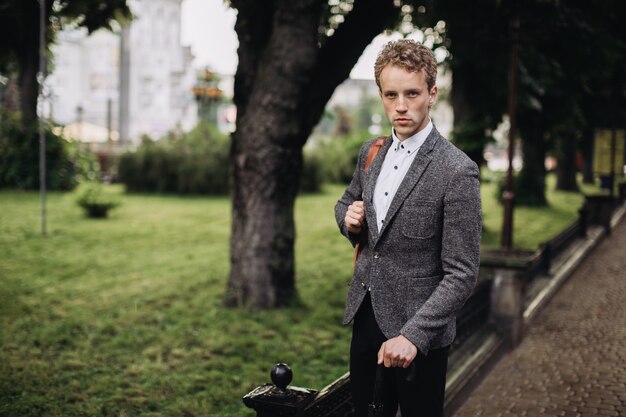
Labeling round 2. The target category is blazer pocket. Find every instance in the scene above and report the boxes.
[409,273,442,288]
[402,276,441,320]
[401,202,437,239]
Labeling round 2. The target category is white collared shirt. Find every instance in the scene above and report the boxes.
[373,120,433,231]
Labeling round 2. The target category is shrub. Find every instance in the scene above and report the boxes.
[75,182,121,218]
[117,122,335,195]
[117,123,230,195]
[308,131,371,185]
[0,112,90,190]
[300,149,322,193]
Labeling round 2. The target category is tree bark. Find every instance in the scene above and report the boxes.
[449,73,487,167]
[441,1,509,169]
[517,112,547,206]
[226,0,398,309]
[580,126,594,184]
[556,132,580,192]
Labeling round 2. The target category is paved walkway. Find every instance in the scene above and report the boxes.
[454,220,626,417]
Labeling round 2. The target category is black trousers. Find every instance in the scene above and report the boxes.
[350,293,449,417]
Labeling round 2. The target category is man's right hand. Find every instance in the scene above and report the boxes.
[344,201,365,234]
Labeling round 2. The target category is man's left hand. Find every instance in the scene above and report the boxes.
[377,335,418,368]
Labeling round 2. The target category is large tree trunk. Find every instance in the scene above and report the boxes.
[443,3,509,170]
[556,132,579,192]
[449,73,486,167]
[226,0,317,308]
[517,112,547,206]
[580,126,595,184]
[228,142,303,307]
[226,0,397,309]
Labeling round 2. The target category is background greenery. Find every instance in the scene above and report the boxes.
[116,122,324,195]
[0,112,97,191]
[117,123,231,195]
[0,176,592,417]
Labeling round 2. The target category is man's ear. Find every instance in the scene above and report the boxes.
[429,86,438,106]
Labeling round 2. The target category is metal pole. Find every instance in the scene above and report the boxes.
[501,0,519,251]
[610,127,616,199]
[118,24,131,144]
[39,0,47,237]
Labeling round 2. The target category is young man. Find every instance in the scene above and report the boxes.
[335,40,482,416]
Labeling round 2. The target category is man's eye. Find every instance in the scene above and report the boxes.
[385,93,397,98]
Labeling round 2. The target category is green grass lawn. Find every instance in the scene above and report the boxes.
[0,177,593,417]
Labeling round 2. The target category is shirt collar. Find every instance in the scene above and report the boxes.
[391,119,433,155]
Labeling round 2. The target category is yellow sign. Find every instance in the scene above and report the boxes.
[593,129,625,175]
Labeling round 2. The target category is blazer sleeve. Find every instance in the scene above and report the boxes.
[334,140,372,247]
[400,159,482,356]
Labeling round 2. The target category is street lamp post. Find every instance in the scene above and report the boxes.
[501,0,519,251]
[39,0,47,237]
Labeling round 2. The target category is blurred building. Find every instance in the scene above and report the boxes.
[46,0,197,143]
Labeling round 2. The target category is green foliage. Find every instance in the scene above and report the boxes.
[300,149,322,193]
[117,123,230,195]
[308,131,371,185]
[0,0,132,122]
[0,112,91,190]
[118,123,323,196]
[74,182,121,218]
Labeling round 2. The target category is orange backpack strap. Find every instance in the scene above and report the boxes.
[364,136,387,171]
[354,136,389,265]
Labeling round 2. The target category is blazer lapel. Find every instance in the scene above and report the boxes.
[377,128,441,239]
[362,136,392,245]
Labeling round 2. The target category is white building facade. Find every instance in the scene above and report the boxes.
[47,0,198,143]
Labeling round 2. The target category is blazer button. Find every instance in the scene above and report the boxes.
[374,253,380,259]
[361,282,366,289]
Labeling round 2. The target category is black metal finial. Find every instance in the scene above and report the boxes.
[270,363,292,390]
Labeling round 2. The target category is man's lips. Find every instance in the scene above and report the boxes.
[395,118,411,124]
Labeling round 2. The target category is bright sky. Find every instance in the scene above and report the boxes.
[180,0,238,75]
[180,0,416,79]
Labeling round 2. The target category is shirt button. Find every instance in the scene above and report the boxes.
[394,166,398,170]
[384,192,388,196]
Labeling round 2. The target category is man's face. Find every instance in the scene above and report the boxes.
[379,65,437,140]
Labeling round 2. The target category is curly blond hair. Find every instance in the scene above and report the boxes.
[374,39,437,91]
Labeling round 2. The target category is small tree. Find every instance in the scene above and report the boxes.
[0,0,132,125]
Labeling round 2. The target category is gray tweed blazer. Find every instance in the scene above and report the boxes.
[335,127,482,356]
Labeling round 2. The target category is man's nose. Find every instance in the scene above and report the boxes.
[396,96,408,112]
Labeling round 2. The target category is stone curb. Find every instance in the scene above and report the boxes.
[444,330,506,416]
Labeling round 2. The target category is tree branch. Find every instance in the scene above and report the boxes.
[235,0,322,148]
[231,0,275,120]
[302,0,400,138]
